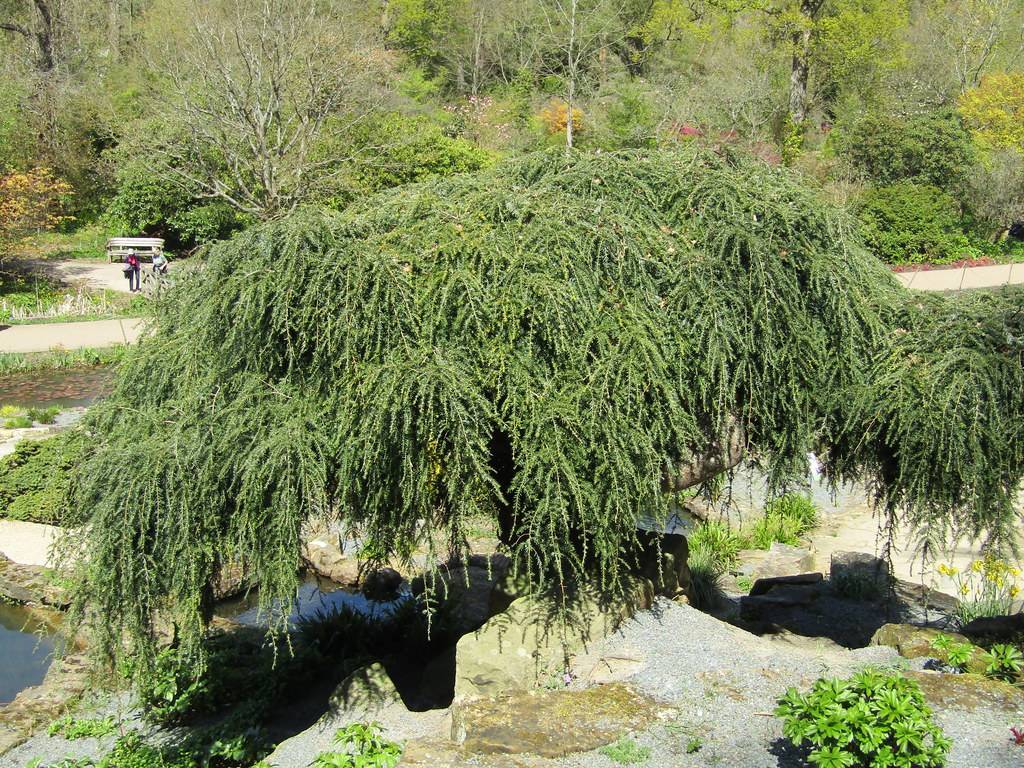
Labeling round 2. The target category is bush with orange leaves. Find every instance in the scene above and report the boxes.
[538,99,585,136]
[0,168,72,256]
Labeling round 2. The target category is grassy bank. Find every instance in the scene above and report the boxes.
[0,346,127,376]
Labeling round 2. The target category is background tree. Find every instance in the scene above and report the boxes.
[0,166,70,255]
[132,0,390,218]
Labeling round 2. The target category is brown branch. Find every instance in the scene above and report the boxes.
[662,418,745,492]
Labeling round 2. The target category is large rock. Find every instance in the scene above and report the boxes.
[412,554,511,637]
[450,684,659,757]
[301,521,361,587]
[362,567,404,601]
[749,572,823,596]
[0,555,68,609]
[454,577,653,700]
[909,670,1024,713]
[871,623,986,674]
[829,551,890,597]
[735,543,814,580]
[328,662,403,716]
[0,652,91,757]
[961,612,1024,642]
[634,531,690,599]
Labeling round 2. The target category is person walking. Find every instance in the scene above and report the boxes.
[126,251,141,293]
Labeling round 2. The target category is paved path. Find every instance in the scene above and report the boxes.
[45,259,134,293]
[0,318,144,353]
[0,520,59,567]
[893,262,1024,292]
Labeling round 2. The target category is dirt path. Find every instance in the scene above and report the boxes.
[0,318,144,353]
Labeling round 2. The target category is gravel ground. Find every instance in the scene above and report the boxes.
[555,599,1023,768]
[5,600,1021,768]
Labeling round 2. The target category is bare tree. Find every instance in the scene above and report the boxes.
[538,0,627,151]
[0,0,59,71]
[141,0,388,218]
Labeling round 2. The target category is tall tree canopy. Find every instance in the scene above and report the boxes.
[66,148,1024,670]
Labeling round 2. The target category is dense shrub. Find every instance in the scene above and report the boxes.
[315,113,494,208]
[0,431,85,524]
[857,183,973,264]
[836,110,974,191]
[776,670,951,768]
[750,493,818,548]
[104,159,245,250]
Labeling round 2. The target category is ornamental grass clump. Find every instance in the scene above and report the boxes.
[775,670,951,768]
[60,147,1024,676]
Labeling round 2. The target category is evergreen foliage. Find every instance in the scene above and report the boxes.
[63,148,1024,673]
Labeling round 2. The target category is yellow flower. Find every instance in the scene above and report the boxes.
[1011,586,1021,598]
[960,584,970,596]
[1012,567,1021,577]
[938,564,950,576]
[971,560,984,573]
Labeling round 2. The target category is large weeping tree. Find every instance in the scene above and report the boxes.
[65,147,1024,669]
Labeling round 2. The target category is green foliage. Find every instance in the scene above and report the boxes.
[3,415,32,428]
[0,346,125,376]
[104,159,243,249]
[598,736,651,765]
[685,736,702,754]
[63,148,1024,672]
[982,643,1024,682]
[316,113,495,208]
[687,519,749,607]
[0,432,85,524]
[27,406,61,424]
[857,183,973,264]
[930,633,974,673]
[836,111,974,190]
[48,715,118,740]
[749,493,818,549]
[600,85,658,149]
[311,723,402,768]
[775,670,951,768]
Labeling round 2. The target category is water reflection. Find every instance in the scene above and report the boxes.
[0,604,57,705]
[0,367,114,409]
[216,573,409,628]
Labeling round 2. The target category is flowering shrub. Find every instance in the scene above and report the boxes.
[538,98,585,136]
[939,556,1022,626]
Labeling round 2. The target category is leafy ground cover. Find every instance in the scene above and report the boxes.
[0,431,86,523]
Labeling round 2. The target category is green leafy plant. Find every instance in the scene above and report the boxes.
[3,415,32,428]
[598,736,651,765]
[736,575,754,593]
[750,493,818,549]
[47,714,117,740]
[311,722,402,768]
[775,670,951,768]
[685,736,703,754]
[930,633,974,673]
[27,405,61,424]
[982,643,1024,682]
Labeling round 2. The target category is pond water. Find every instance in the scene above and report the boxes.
[0,366,115,409]
[0,604,58,705]
[216,573,410,628]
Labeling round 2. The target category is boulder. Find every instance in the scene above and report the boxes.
[328,662,403,717]
[634,531,690,599]
[909,670,1024,713]
[362,567,404,601]
[739,582,822,622]
[454,577,653,700]
[829,551,890,596]
[301,521,361,587]
[412,555,511,636]
[870,623,986,674]
[961,612,1024,642]
[212,560,255,601]
[749,572,823,596]
[892,580,960,625]
[735,543,814,580]
[0,555,69,609]
[450,683,658,757]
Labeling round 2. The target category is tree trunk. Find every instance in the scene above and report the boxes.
[788,25,812,126]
